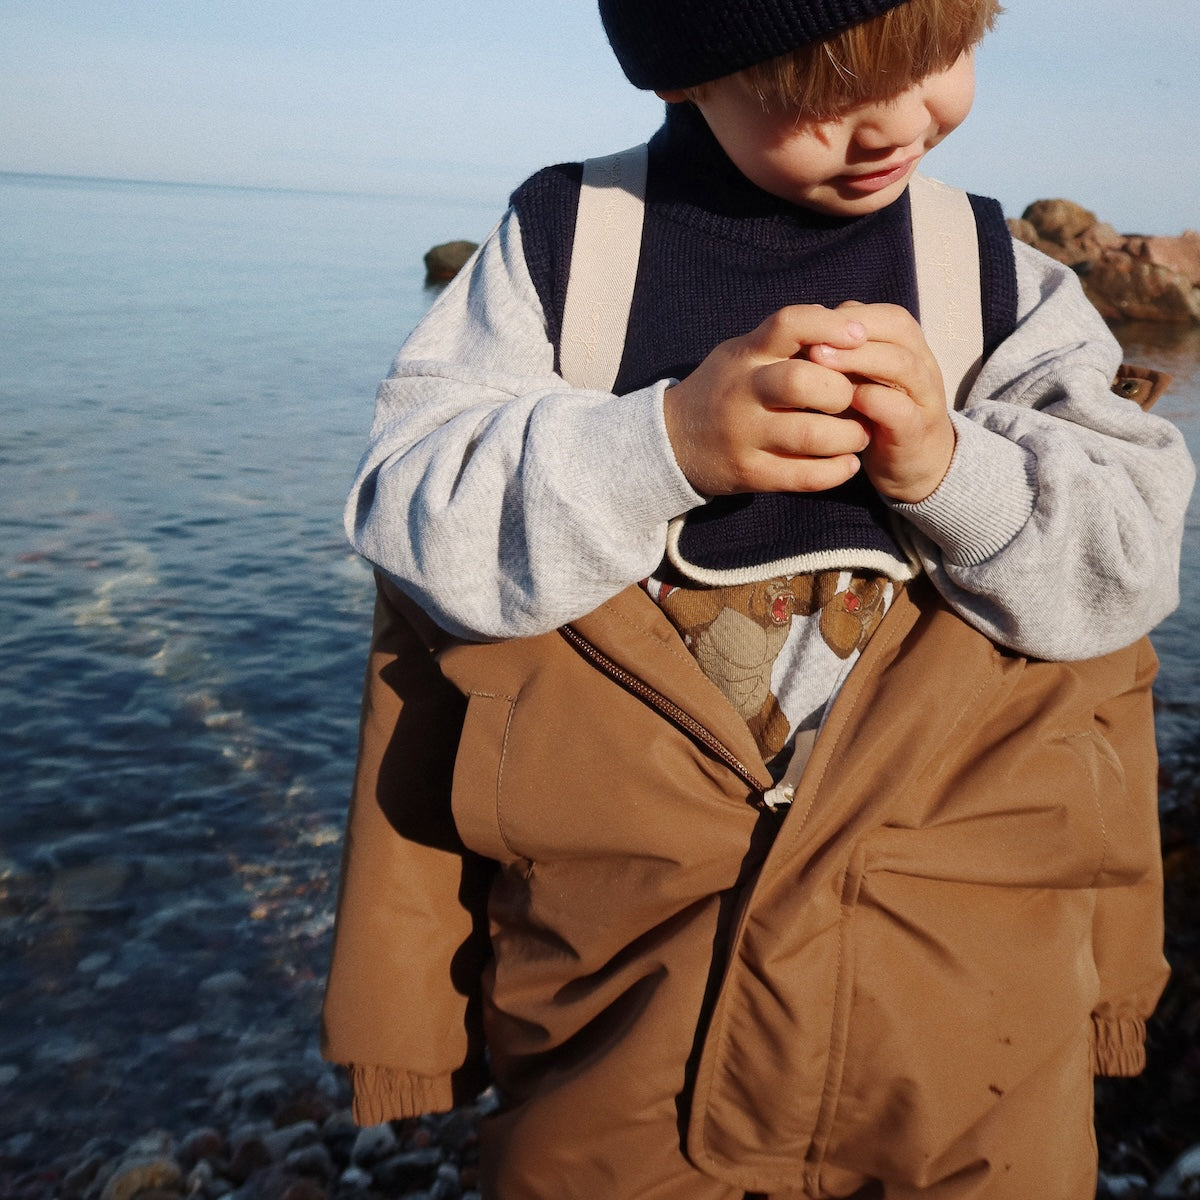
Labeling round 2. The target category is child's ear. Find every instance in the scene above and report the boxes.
[655,89,689,103]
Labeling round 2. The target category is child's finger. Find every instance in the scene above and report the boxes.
[808,339,943,409]
[749,304,869,361]
[759,408,872,460]
[849,380,916,430]
[756,357,858,414]
[747,450,865,495]
[811,302,927,363]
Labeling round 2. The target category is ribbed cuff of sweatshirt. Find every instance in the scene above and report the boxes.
[888,411,1037,566]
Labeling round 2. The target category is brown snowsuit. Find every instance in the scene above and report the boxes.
[321,544,1168,1197]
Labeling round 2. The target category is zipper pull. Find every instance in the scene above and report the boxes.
[760,782,795,813]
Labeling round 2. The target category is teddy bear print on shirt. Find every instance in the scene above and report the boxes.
[657,571,890,761]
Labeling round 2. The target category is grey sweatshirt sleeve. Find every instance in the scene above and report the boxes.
[344,210,704,640]
[890,238,1194,659]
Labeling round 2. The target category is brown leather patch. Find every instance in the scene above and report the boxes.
[1112,363,1173,411]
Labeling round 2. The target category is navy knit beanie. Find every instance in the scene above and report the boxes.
[599,0,911,90]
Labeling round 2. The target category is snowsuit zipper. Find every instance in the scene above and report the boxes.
[559,623,771,805]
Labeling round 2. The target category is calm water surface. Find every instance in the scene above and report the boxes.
[0,172,500,1157]
[1,172,1198,1160]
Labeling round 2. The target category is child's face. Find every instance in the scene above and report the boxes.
[662,52,976,217]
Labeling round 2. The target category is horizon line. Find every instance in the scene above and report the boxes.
[0,167,507,210]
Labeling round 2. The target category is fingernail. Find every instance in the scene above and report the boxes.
[847,321,866,340]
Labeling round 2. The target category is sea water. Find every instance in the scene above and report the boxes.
[0,170,501,1155]
[1,171,1198,1158]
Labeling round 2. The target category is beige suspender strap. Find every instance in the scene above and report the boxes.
[558,144,649,391]
[908,173,985,410]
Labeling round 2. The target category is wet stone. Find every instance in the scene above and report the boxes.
[261,1119,319,1162]
[349,1121,397,1167]
[97,1156,184,1200]
[1154,1143,1200,1196]
[371,1146,444,1193]
[335,1164,373,1193]
[49,861,133,912]
[285,1140,336,1181]
[178,1125,226,1169]
[1098,1173,1151,1198]
[227,1134,272,1184]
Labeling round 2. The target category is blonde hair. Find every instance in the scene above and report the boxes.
[707,0,1002,119]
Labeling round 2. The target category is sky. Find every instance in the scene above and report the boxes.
[1,0,1198,234]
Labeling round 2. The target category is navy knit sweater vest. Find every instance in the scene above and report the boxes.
[511,102,1018,580]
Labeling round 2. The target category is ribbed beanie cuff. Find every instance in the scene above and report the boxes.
[599,0,910,90]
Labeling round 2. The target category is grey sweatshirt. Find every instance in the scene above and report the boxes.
[346,207,1192,663]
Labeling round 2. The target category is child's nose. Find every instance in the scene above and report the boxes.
[853,92,931,152]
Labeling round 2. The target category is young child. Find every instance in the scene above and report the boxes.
[323,2,1194,1196]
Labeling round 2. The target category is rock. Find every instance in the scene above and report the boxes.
[227,1133,272,1184]
[261,1120,319,1163]
[183,1157,216,1196]
[424,240,478,284]
[1099,1172,1151,1198]
[1023,197,1098,243]
[59,1152,106,1199]
[336,1164,373,1193]
[318,1109,358,1166]
[1154,1143,1200,1196]
[1144,230,1200,287]
[1011,200,1200,324]
[1082,254,1200,325]
[98,1156,184,1200]
[285,1140,335,1181]
[433,1159,465,1198]
[371,1146,443,1193]
[237,1073,292,1122]
[178,1125,226,1169]
[349,1122,397,1167]
[49,860,133,911]
[198,969,250,997]
[278,1179,328,1200]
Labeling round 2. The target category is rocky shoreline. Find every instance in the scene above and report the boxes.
[2,1043,1200,1199]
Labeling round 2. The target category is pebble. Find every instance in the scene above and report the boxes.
[1100,1174,1151,1199]
[98,1156,183,1200]
[1154,1144,1200,1196]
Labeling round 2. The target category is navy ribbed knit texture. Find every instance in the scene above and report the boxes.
[599,0,910,89]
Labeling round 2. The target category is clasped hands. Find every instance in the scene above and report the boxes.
[664,302,956,505]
